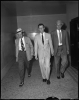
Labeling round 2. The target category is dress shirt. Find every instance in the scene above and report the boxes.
[19,36,26,51]
[57,29,62,46]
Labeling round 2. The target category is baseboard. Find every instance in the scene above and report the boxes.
[1,58,15,80]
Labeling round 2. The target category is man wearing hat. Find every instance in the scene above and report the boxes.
[15,28,33,87]
[51,20,69,79]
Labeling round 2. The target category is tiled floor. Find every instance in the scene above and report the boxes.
[1,60,78,99]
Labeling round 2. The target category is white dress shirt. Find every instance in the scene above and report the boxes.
[19,37,26,51]
[57,29,62,46]
[40,32,45,44]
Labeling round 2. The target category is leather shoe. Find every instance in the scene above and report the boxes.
[28,74,31,77]
[19,82,24,87]
[47,80,50,85]
[61,73,64,78]
[43,79,47,82]
[57,76,60,79]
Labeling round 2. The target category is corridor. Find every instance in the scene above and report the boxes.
[1,2,78,99]
[1,59,78,99]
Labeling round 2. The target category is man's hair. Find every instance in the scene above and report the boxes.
[38,23,45,28]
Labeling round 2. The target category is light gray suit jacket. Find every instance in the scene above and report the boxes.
[34,32,54,59]
[15,36,33,61]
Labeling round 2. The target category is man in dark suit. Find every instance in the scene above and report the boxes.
[51,20,69,79]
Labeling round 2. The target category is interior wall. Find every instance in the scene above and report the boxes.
[1,4,17,70]
[66,2,78,33]
[17,14,67,39]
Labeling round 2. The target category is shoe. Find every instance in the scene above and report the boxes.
[47,80,50,85]
[61,73,64,78]
[19,82,24,87]
[28,74,31,77]
[57,76,60,79]
[43,79,47,82]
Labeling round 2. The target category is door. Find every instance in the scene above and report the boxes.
[70,17,79,70]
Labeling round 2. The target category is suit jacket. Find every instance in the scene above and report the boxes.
[51,30,69,56]
[15,36,33,61]
[34,32,54,60]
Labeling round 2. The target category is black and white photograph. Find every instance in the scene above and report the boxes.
[1,1,78,99]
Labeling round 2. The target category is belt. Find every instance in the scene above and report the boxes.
[19,50,26,52]
[58,45,63,47]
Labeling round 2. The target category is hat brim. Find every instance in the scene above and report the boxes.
[17,30,22,34]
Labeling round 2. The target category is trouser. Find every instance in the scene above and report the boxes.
[18,51,29,82]
[28,57,34,75]
[39,56,50,80]
[54,46,68,77]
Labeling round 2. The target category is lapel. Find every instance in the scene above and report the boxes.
[17,38,19,46]
[24,36,27,48]
[16,38,19,50]
[39,33,43,45]
[54,30,58,43]
[61,30,64,43]
[43,32,45,44]
[44,32,47,44]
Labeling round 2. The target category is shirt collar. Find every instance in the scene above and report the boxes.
[40,32,45,35]
[57,29,61,32]
[19,36,24,40]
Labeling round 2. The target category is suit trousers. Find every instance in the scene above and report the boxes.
[39,56,50,80]
[18,51,29,82]
[54,45,68,77]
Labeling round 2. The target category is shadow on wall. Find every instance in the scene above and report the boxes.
[44,26,49,33]
[61,22,67,30]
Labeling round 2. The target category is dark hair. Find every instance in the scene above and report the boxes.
[38,23,45,28]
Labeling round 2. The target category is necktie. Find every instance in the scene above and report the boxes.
[42,33,44,44]
[59,30,62,44]
[21,38,25,51]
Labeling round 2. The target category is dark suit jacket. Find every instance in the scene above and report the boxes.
[51,30,69,56]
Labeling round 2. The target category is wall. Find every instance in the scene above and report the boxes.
[65,2,78,65]
[1,4,17,79]
[66,2,78,33]
[17,14,67,39]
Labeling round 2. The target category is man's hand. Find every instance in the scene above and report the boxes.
[31,54,33,59]
[52,53,54,56]
[67,51,69,54]
[35,56,38,60]
[16,57,18,62]
[52,51,54,56]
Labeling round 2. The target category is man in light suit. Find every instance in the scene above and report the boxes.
[34,24,54,84]
[51,20,69,79]
[15,28,33,87]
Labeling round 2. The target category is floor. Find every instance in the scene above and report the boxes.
[1,59,78,99]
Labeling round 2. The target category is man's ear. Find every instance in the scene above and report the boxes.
[44,27,45,30]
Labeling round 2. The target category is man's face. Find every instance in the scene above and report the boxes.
[56,21,62,30]
[38,25,44,33]
[57,23,62,30]
[17,31,22,38]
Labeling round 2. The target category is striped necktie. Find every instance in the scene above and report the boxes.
[21,38,25,51]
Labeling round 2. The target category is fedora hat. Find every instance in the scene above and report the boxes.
[16,28,22,33]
